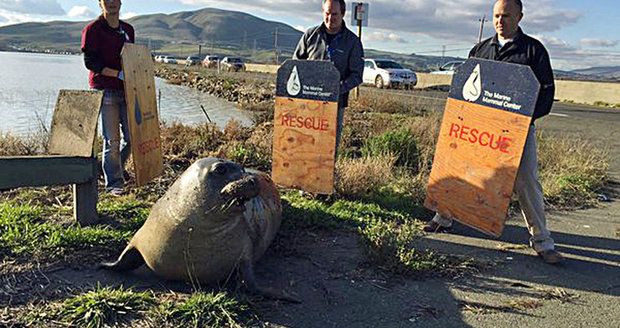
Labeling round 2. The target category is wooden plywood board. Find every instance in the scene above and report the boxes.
[48,90,103,156]
[272,97,338,194]
[424,58,540,237]
[272,60,341,194]
[425,98,531,236]
[121,43,163,186]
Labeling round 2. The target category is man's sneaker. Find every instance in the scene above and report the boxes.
[422,221,452,233]
[538,250,564,264]
[107,187,125,197]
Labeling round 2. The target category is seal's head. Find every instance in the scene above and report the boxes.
[186,158,260,215]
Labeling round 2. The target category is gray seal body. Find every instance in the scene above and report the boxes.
[102,158,292,300]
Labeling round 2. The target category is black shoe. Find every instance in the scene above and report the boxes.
[423,221,452,233]
[537,250,564,264]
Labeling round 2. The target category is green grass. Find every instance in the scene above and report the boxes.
[359,219,445,274]
[361,127,420,168]
[158,292,250,328]
[97,198,151,232]
[281,191,413,231]
[0,200,139,258]
[58,285,155,328]
[537,133,610,208]
[281,192,475,276]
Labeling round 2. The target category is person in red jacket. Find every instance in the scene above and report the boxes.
[81,0,134,196]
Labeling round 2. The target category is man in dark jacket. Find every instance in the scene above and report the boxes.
[81,0,134,196]
[293,0,364,148]
[424,0,563,264]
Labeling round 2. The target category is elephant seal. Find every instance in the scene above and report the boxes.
[101,157,295,301]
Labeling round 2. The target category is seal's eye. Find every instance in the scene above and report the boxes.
[213,164,227,175]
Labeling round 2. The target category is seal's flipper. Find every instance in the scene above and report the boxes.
[99,245,145,272]
[239,259,301,303]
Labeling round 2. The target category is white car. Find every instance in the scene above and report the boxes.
[430,60,465,75]
[185,56,201,66]
[363,59,417,89]
[162,56,177,64]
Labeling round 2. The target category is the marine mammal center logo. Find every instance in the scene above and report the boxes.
[463,64,482,102]
[286,66,301,96]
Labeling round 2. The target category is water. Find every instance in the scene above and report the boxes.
[0,51,253,136]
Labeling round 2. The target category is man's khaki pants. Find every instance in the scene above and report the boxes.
[431,125,555,252]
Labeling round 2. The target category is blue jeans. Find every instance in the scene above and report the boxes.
[100,90,131,190]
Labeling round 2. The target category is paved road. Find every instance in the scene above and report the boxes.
[408,94,620,328]
[376,87,620,175]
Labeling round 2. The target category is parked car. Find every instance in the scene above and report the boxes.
[363,59,417,89]
[220,57,246,72]
[162,56,177,64]
[430,60,465,75]
[202,55,220,68]
[185,56,201,66]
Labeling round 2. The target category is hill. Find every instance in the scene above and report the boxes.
[0,8,302,56]
[572,66,620,80]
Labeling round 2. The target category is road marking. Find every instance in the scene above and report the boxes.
[550,113,570,118]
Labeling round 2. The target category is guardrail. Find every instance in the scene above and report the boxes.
[166,62,620,107]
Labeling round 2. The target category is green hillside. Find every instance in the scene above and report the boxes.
[0,8,302,59]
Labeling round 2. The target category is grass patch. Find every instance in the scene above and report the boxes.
[593,101,620,108]
[361,127,420,168]
[0,131,48,156]
[537,133,610,208]
[97,198,151,232]
[0,201,130,258]
[359,219,442,274]
[156,292,251,328]
[281,191,413,231]
[281,193,472,276]
[58,285,155,328]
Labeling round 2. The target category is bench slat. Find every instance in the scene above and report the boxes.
[0,156,97,189]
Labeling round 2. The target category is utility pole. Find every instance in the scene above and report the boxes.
[243,31,247,50]
[478,14,487,43]
[353,3,366,99]
[274,27,279,64]
[253,39,257,57]
[441,45,446,63]
[198,44,202,57]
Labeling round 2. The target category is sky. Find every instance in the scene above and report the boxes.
[0,0,618,70]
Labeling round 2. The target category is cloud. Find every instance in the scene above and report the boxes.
[0,0,64,16]
[365,32,408,44]
[0,15,7,23]
[67,6,96,19]
[179,0,582,43]
[121,12,139,19]
[529,35,620,70]
[580,38,618,48]
[532,35,572,50]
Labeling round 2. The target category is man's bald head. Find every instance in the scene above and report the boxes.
[493,0,523,39]
[495,0,523,13]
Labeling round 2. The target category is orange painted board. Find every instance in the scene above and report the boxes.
[121,43,163,186]
[272,97,338,194]
[425,98,531,236]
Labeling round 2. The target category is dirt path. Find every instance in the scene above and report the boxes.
[252,102,620,327]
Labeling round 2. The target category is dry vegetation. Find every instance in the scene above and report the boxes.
[0,72,611,327]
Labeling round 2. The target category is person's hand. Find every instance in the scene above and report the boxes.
[117,70,125,81]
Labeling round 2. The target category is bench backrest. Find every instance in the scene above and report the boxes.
[48,90,103,157]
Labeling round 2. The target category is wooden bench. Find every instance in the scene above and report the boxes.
[0,90,103,226]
